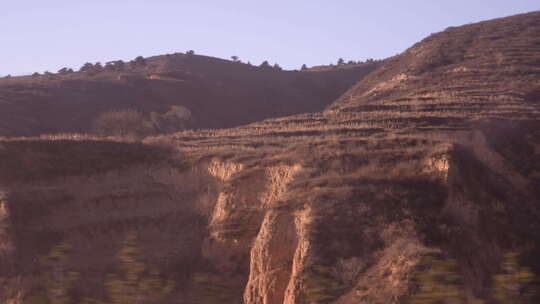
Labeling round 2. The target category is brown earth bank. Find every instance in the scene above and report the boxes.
[0,54,380,137]
[1,11,540,304]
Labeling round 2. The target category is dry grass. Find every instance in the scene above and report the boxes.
[0,136,182,183]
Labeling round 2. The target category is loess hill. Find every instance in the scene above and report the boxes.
[0,53,379,137]
[1,11,540,304]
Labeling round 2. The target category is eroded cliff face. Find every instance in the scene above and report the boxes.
[0,149,307,303]
[0,129,538,304]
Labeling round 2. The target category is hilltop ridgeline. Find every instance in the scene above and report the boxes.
[0,53,380,137]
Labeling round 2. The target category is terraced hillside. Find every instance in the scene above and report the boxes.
[329,11,540,121]
[0,11,540,304]
[0,54,379,137]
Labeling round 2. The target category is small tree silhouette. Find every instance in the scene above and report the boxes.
[115,61,125,71]
[58,67,70,74]
[301,64,308,71]
[186,50,195,55]
[259,60,271,69]
[337,58,345,65]
[132,56,146,67]
[104,62,114,71]
[231,55,239,62]
[106,60,125,72]
[94,62,103,71]
[79,62,97,75]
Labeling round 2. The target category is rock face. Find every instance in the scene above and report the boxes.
[243,166,301,304]
[1,11,540,304]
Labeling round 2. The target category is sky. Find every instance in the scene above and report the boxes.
[1,0,539,76]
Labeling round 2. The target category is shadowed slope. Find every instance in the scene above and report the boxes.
[0,54,380,137]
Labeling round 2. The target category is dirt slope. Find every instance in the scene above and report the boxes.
[329,11,540,119]
[1,11,540,304]
[0,54,379,137]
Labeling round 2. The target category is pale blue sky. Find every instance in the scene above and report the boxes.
[1,0,539,75]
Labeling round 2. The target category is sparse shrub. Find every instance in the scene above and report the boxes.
[331,256,365,288]
[186,50,195,55]
[105,232,174,304]
[94,109,155,138]
[493,252,538,304]
[21,234,175,304]
[273,63,282,71]
[32,72,40,77]
[301,64,308,71]
[303,264,345,303]
[193,273,241,304]
[150,105,191,133]
[25,243,79,304]
[405,254,467,304]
